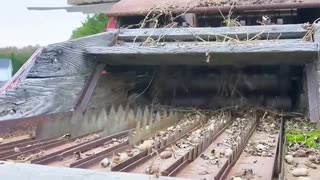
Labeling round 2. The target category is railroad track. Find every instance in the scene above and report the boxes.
[0,108,283,180]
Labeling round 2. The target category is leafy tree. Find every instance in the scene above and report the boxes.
[0,15,108,75]
[0,46,38,74]
[71,14,109,39]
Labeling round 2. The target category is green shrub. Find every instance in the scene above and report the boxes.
[0,46,37,74]
[0,14,108,74]
[71,14,109,39]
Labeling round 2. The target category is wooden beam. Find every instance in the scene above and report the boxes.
[118,24,308,42]
[306,62,320,122]
[86,40,317,65]
[72,32,117,112]
[74,63,105,113]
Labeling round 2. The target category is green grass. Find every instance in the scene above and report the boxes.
[286,130,320,148]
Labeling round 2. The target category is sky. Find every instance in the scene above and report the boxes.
[0,0,87,48]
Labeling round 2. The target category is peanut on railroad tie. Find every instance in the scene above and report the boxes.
[285,155,294,164]
[160,151,172,159]
[292,168,309,177]
[136,139,155,151]
[224,148,233,157]
[100,158,110,168]
[14,147,20,153]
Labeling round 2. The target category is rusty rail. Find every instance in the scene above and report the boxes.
[33,130,130,165]
[0,132,97,161]
[75,144,131,169]
[119,124,203,172]
[217,115,259,180]
[70,141,128,168]
[0,137,63,158]
[275,116,286,175]
[113,119,202,172]
[164,117,234,176]
[0,108,286,180]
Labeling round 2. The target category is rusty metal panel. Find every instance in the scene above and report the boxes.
[0,111,73,139]
[306,62,320,122]
[107,0,320,17]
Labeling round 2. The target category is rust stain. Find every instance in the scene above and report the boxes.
[0,111,72,139]
[107,0,320,16]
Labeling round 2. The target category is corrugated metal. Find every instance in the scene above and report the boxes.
[107,0,320,17]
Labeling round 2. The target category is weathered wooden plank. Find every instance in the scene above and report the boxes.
[107,0,320,17]
[75,63,105,112]
[306,63,320,122]
[119,38,304,47]
[309,24,320,122]
[0,75,87,121]
[118,24,308,42]
[73,30,119,112]
[86,40,317,65]
[28,32,117,78]
[0,31,119,120]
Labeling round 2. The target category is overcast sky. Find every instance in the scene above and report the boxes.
[0,0,87,48]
